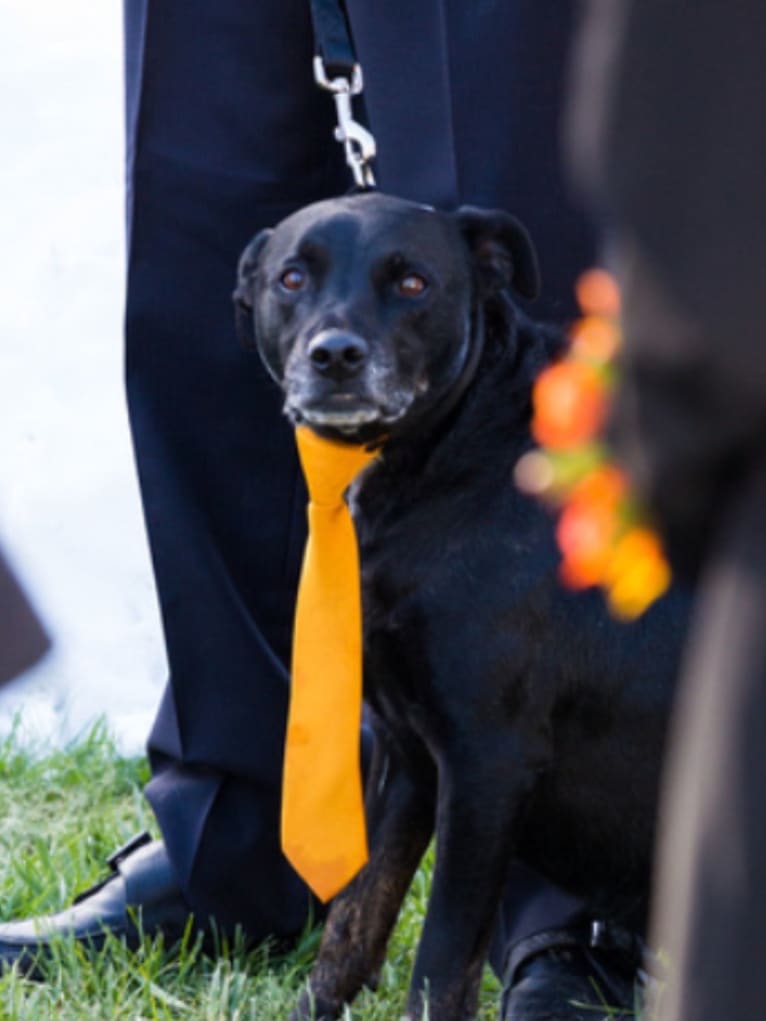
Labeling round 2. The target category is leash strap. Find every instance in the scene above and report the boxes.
[309,0,356,79]
[309,0,377,189]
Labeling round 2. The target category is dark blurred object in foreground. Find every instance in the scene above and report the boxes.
[0,546,50,687]
[569,2,766,1020]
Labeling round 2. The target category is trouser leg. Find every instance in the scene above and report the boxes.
[651,456,766,1020]
[124,0,347,939]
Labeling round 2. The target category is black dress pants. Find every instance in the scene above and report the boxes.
[124,0,596,951]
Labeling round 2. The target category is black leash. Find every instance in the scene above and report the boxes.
[309,0,377,189]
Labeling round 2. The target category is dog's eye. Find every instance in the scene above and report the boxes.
[280,267,306,292]
[396,273,428,298]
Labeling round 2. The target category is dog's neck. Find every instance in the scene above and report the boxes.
[351,295,558,513]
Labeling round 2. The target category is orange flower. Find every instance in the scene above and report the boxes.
[569,465,628,511]
[570,315,621,364]
[532,361,608,450]
[519,265,672,618]
[604,529,672,619]
[575,268,621,317]
[556,496,618,589]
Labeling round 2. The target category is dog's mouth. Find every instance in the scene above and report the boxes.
[300,396,381,430]
[287,392,414,437]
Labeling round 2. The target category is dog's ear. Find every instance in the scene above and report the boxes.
[233,228,273,350]
[456,207,540,301]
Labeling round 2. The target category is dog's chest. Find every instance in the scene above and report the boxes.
[358,526,442,747]
[351,482,462,757]
[350,461,537,761]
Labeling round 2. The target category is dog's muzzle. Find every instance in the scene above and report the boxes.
[285,328,418,435]
[287,328,380,431]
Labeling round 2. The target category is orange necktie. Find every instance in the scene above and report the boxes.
[281,425,380,902]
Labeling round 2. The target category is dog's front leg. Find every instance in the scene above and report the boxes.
[405,754,536,1021]
[292,735,436,1021]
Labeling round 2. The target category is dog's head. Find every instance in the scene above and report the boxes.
[234,192,539,444]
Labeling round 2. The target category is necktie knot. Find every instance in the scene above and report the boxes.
[295,425,380,506]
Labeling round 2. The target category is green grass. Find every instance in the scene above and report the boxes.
[0,720,502,1020]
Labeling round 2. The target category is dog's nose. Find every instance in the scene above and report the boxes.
[307,330,369,378]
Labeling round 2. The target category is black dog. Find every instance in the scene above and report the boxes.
[234,192,687,1021]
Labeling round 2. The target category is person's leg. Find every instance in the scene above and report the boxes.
[125,0,349,940]
[651,455,766,1021]
[569,4,766,1016]
[0,0,351,965]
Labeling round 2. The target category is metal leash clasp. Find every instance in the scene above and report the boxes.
[313,57,377,189]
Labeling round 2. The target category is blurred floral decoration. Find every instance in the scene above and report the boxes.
[515,268,671,619]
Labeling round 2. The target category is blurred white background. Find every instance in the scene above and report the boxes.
[0,1,166,752]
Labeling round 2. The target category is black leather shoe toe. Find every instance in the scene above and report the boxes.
[502,923,645,1021]
[0,833,193,976]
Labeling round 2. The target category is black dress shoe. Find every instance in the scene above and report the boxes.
[0,832,193,976]
[502,921,647,1020]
